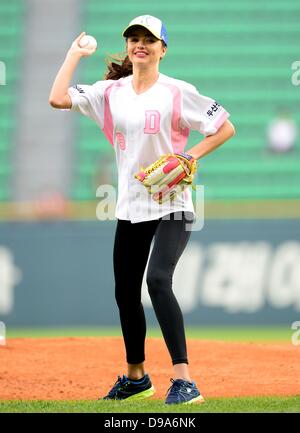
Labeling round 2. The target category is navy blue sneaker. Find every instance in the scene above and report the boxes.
[165,378,205,405]
[102,374,155,401]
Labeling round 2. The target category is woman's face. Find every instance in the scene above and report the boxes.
[126,27,167,67]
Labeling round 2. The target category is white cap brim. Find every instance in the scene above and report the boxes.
[122,24,162,41]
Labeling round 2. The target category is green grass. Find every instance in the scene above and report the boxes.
[6,326,292,343]
[0,396,299,413]
[2,327,298,413]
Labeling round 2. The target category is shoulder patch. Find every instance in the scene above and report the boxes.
[206,101,221,117]
[72,84,85,94]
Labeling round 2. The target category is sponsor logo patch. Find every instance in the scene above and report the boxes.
[72,84,85,94]
[206,101,221,117]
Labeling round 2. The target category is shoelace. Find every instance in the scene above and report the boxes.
[107,375,128,398]
[165,378,183,398]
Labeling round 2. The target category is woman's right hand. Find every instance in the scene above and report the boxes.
[67,32,97,58]
[49,32,96,109]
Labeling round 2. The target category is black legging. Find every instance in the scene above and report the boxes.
[113,211,194,366]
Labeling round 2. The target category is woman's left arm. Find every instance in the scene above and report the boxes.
[187,119,235,160]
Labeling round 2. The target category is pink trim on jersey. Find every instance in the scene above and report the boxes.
[214,110,229,130]
[160,82,190,154]
[103,80,126,146]
[103,83,115,146]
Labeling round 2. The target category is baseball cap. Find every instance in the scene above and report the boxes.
[122,15,168,46]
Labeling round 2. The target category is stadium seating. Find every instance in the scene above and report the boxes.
[73,1,300,199]
[0,1,24,201]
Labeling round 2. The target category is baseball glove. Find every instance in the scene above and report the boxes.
[134,152,197,204]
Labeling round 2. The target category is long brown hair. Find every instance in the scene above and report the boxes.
[104,40,167,80]
[104,53,133,80]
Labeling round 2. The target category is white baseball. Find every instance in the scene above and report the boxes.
[79,35,97,49]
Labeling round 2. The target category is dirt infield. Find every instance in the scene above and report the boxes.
[0,337,299,400]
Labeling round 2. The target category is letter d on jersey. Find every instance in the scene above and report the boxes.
[144,110,160,134]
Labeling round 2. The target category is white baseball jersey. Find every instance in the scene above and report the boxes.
[68,73,230,223]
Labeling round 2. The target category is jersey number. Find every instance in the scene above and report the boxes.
[144,110,160,134]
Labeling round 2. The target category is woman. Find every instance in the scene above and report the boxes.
[49,15,235,404]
